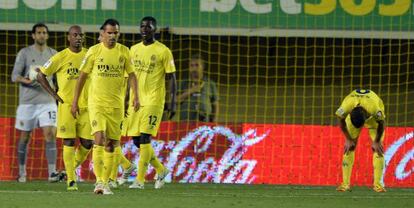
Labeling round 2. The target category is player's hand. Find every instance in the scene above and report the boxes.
[124,103,129,118]
[71,102,79,118]
[371,141,384,156]
[133,98,139,112]
[165,102,176,120]
[53,94,64,104]
[344,139,356,154]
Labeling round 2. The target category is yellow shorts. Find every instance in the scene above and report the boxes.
[122,105,163,137]
[345,116,385,142]
[89,106,123,140]
[56,103,93,140]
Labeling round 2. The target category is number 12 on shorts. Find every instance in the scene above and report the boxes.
[149,115,157,126]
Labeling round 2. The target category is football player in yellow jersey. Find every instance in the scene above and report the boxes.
[71,19,139,195]
[124,16,176,189]
[37,25,92,191]
[335,89,386,192]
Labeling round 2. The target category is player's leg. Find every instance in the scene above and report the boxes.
[63,139,77,190]
[15,104,36,182]
[101,108,123,194]
[131,106,167,189]
[89,107,106,194]
[37,103,58,182]
[75,138,92,168]
[74,108,93,169]
[109,144,121,188]
[56,103,79,190]
[337,116,360,192]
[368,127,386,192]
[131,133,152,189]
[16,130,31,182]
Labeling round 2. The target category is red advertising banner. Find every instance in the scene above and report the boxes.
[242,124,414,187]
[1,117,413,187]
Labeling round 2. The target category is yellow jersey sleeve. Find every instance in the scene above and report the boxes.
[40,52,63,76]
[123,47,133,74]
[163,48,176,74]
[80,47,96,74]
[335,95,354,118]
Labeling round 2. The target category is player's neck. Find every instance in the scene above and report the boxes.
[143,38,155,46]
[69,46,82,53]
[103,42,116,49]
[34,44,47,52]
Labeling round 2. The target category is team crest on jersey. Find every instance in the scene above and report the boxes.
[150,55,156,62]
[92,120,97,127]
[98,57,104,63]
[60,126,66,133]
[119,56,125,65]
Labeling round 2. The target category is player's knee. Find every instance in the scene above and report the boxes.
[80,138,93,149]
[19,131,31,142]
[132,136,141,148]
[43,130,56,141]
[140,134,151,144]
[63,139,75,146]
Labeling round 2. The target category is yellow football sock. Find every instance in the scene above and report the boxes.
[110,146,122,180]
[373,152,385,186]
[92,145,104,183]
[63,145,75,184]
[342,151,355,186]
[103,150,114,184]
[74,144,91,168]
[119,151,132,170]
[137,143,151,184]
[149,146,165,174]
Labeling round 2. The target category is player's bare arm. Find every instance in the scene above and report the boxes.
[372,120,385,156]
[71,71,88,118]
[128,72,139,112]
[37,69,63,103]
[166,72,177,119]
[124,79,130,117]
[14,75,33,85]
[338,116,356,153]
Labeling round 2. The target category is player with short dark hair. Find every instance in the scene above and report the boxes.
[37,25,93,191]
[11,22,59,183]
[72,18,139,195]
[335,89,386,192]
[123,16,176,189]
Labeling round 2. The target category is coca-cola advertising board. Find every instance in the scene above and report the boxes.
[0,118,413,187]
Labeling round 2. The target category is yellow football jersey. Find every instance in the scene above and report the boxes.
[40,48,89,108]
[335,89,385,121]
[130,41,176,107]
[80,42,133,109]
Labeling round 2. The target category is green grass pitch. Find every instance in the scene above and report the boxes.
[0,181,413,208]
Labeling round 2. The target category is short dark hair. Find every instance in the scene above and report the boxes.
[32,23,49,34]
[100,18,120,30]
[350,106,366,128]
[141,16,157,28]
